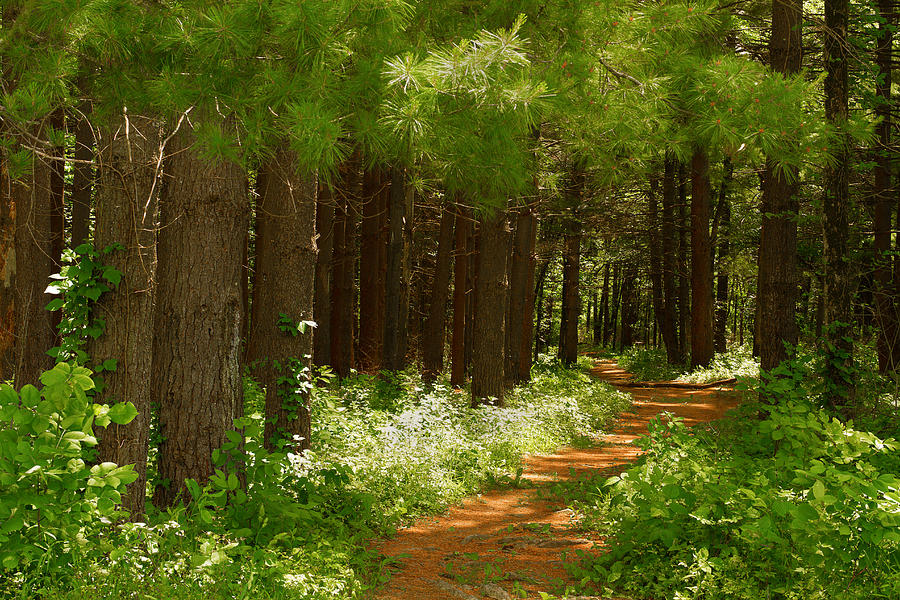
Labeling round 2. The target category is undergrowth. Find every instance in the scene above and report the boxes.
[617,344,759,384]
[563,348,900,600]
[2,356,629,599]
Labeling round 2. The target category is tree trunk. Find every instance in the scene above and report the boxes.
[464,224,478,376]
[597,263,609,346]
[383,168,408,372]
[358,167,387,372]
[450,203,471,387]
[677,165,690,358]
[757,0,802,376]
[690,148,714,368]
[330,158,358,378]
[504,208,530,385]
[91,114,158,518]
[608,263,622,347]
[873,0,897,372]
[423,202,455,380]
[471,209,509,406]
[714,159,732,354]
[13,129,56,387]
[313,180,334,367]
[151,122,248,508]
[0,146,14,379]
[533,259,549,361]
[648,176,665,352]
[245,151,316,451]
[619,263,637,350]
[518,210,538,381]
[823,0,855,412]
[558,220,581,366]
[660,157,681,363]
[70,104,94,247]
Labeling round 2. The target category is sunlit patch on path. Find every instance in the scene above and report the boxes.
[373,360,741,600]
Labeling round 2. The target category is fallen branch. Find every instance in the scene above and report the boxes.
[614,378,737,390]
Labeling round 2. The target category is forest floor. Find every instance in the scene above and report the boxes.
[372,360,742,600]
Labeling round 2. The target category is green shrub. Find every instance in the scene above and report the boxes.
[0,362,138,591]
[567,387,900,598]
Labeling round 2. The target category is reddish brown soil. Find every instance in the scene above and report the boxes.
[373,360,742,600]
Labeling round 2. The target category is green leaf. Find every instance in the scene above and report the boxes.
[100,359,118,372]
[1,514,24,534]
[811,480,825,501]
[102,267,122,286]
[39,366,69,387]
[20,385,40,408]
[107,402,138,425]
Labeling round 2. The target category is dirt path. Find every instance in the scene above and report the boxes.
[373,360,741,600]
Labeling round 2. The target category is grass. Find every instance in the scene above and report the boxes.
[3,356,630,600]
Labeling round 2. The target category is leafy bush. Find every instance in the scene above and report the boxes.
[0,363,138,592]
[617,345,759,384]
[18,358,629,600]
[567,389,900,598]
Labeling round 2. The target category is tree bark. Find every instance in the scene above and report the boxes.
[13,129,56,387]
[91,114,158,518]
[533,258,549,361]
[714,158,733,354]
[690,148,714,368]
[70,104,94,247]
[505,208,530,385]
[608,263,622,347]
[597,263,610,346]
[245,151,316,451]
[450,203,471,387]
[0,146,14,379]
[329,157,358,378]
[358,167,387,372]
[823,0,855,412]
[619,263,637,350]
[313,180,334,367]
[660,157,681,363]
[677,165,690,357]
[471,209,509,406]
[757,0,802,377]
[648,175,666,352]
[423,202,455,381]
[152,122,248,508]
[873,0,897,372]
[558,220,581,366]
[383,167,408,372]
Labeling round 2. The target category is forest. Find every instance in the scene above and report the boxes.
[2,0,900,598]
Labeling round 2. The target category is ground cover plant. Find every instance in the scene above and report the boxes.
[563,348,900,600]
[616,345,760,384]
[0,357,629,599]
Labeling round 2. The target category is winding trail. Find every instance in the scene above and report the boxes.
[373,360,741,600]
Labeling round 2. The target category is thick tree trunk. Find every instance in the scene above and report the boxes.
[597,263,610,346]
[661,157,681,363]
[70,105,94,246]
[677,165,690,357]
[619,264,637,350]
[558,221,581,366]
[648,176,665,352]
[383,168,408,372]
[873,0,897,372]
[518,210,538,381]
[690,148,714,368]
[13,130,56,387]
[533,259,549,361]
[423,203,455,380]
[313,181,334,367]
[152,122,248,508]
[608,263,622,348]
[714,159,733,354]
[245,151,316,451]
[330,158,358,378]
[823,0,855,412]
[757,0,802,376]
[0,147,14,379]
[450,203,470,387]
[505,208,530,385]
[471,209,509,406]
[359,167,387,372]
[91,114,159,518]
